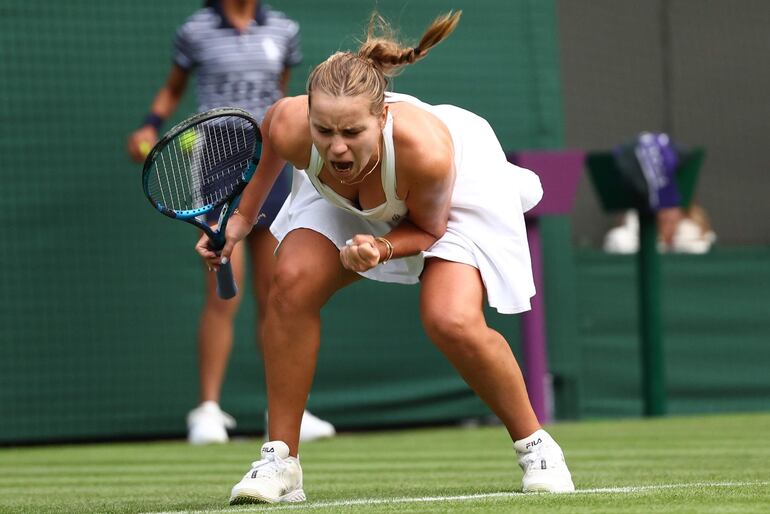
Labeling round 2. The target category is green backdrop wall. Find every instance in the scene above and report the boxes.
[0,0,564,443]
[4,1,765,446]
[575,247,770,418]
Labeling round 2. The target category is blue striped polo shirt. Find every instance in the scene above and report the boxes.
[173,2,302,122]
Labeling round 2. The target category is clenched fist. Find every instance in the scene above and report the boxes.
[340,234,382,272]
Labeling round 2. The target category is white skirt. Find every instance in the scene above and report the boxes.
[271,99,541,314]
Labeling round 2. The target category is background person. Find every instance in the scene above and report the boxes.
[603,203,716,254]
[197,11,575,504]
[127,0,335,445]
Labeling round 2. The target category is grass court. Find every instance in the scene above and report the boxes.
[1,412,767,513]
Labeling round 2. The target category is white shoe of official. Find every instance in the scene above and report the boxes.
[514,429,575,493]
[299,410,336,442]
[603,211,639,254]
[265,410,336,442]
[229,441,306,505]
[186,401,236,445]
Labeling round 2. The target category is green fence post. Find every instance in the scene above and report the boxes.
[638,210,666,416]
[587,147,704,418]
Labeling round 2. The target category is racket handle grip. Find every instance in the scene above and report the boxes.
[215,261,238,299]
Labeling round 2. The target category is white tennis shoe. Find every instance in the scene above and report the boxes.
[514,429,575,493]
[229,441,306,504]
[186,401,236,445]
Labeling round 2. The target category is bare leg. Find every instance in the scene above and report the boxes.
[261,229,359,456]
[247,227,279,339]
[420,259,540,441]
[197,240,246,403]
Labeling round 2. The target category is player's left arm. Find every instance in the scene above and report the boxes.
[341,139,454,271]
[340,116,454,272]
[402,147,455,241]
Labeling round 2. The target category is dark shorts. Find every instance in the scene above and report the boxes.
[205,164,291,225]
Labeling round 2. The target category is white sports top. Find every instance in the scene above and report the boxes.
[271,92,543,314]
[304,111,408,224]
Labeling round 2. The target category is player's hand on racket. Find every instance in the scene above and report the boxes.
[195,231,223,271]
[341,234,382,272]
[195,212,253,271]
[127,126,158,163]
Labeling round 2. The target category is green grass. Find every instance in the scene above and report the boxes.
[1,412,768,513]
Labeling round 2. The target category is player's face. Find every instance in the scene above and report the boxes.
[309,92,386,184]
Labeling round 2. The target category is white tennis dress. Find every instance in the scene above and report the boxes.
[271,92,543,314]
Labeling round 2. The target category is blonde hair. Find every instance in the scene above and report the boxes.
[307,11,462,115]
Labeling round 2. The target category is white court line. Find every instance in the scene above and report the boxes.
[146,481,769,514]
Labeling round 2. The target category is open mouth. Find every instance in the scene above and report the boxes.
[331,161,354,174]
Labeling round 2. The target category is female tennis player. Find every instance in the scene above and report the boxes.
[196,10,575,504]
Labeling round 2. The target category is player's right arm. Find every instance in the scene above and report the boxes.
[233,96,309,224]
[127,64,190,162]
[205,96,310,265]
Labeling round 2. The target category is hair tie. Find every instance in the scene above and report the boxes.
[413,46,422,56]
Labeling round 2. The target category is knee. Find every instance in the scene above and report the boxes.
[422,307,485,355]
[267,262,317,317]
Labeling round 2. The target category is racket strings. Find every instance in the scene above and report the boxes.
[147,116,257,212]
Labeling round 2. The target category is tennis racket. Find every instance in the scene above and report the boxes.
[142,107,262,299]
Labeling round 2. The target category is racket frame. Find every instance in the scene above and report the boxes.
[141,107,262,298]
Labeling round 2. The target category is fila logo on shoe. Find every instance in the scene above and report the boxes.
[264,447,275,453]
[525,438,542,450]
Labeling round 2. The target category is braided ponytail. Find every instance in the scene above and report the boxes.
[307,10,461,115]
[357,11,461,77]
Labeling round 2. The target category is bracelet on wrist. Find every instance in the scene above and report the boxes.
[232,208,264,226]
[374,236,394,264]
[142,113,164,131]
[232,208,253,225]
